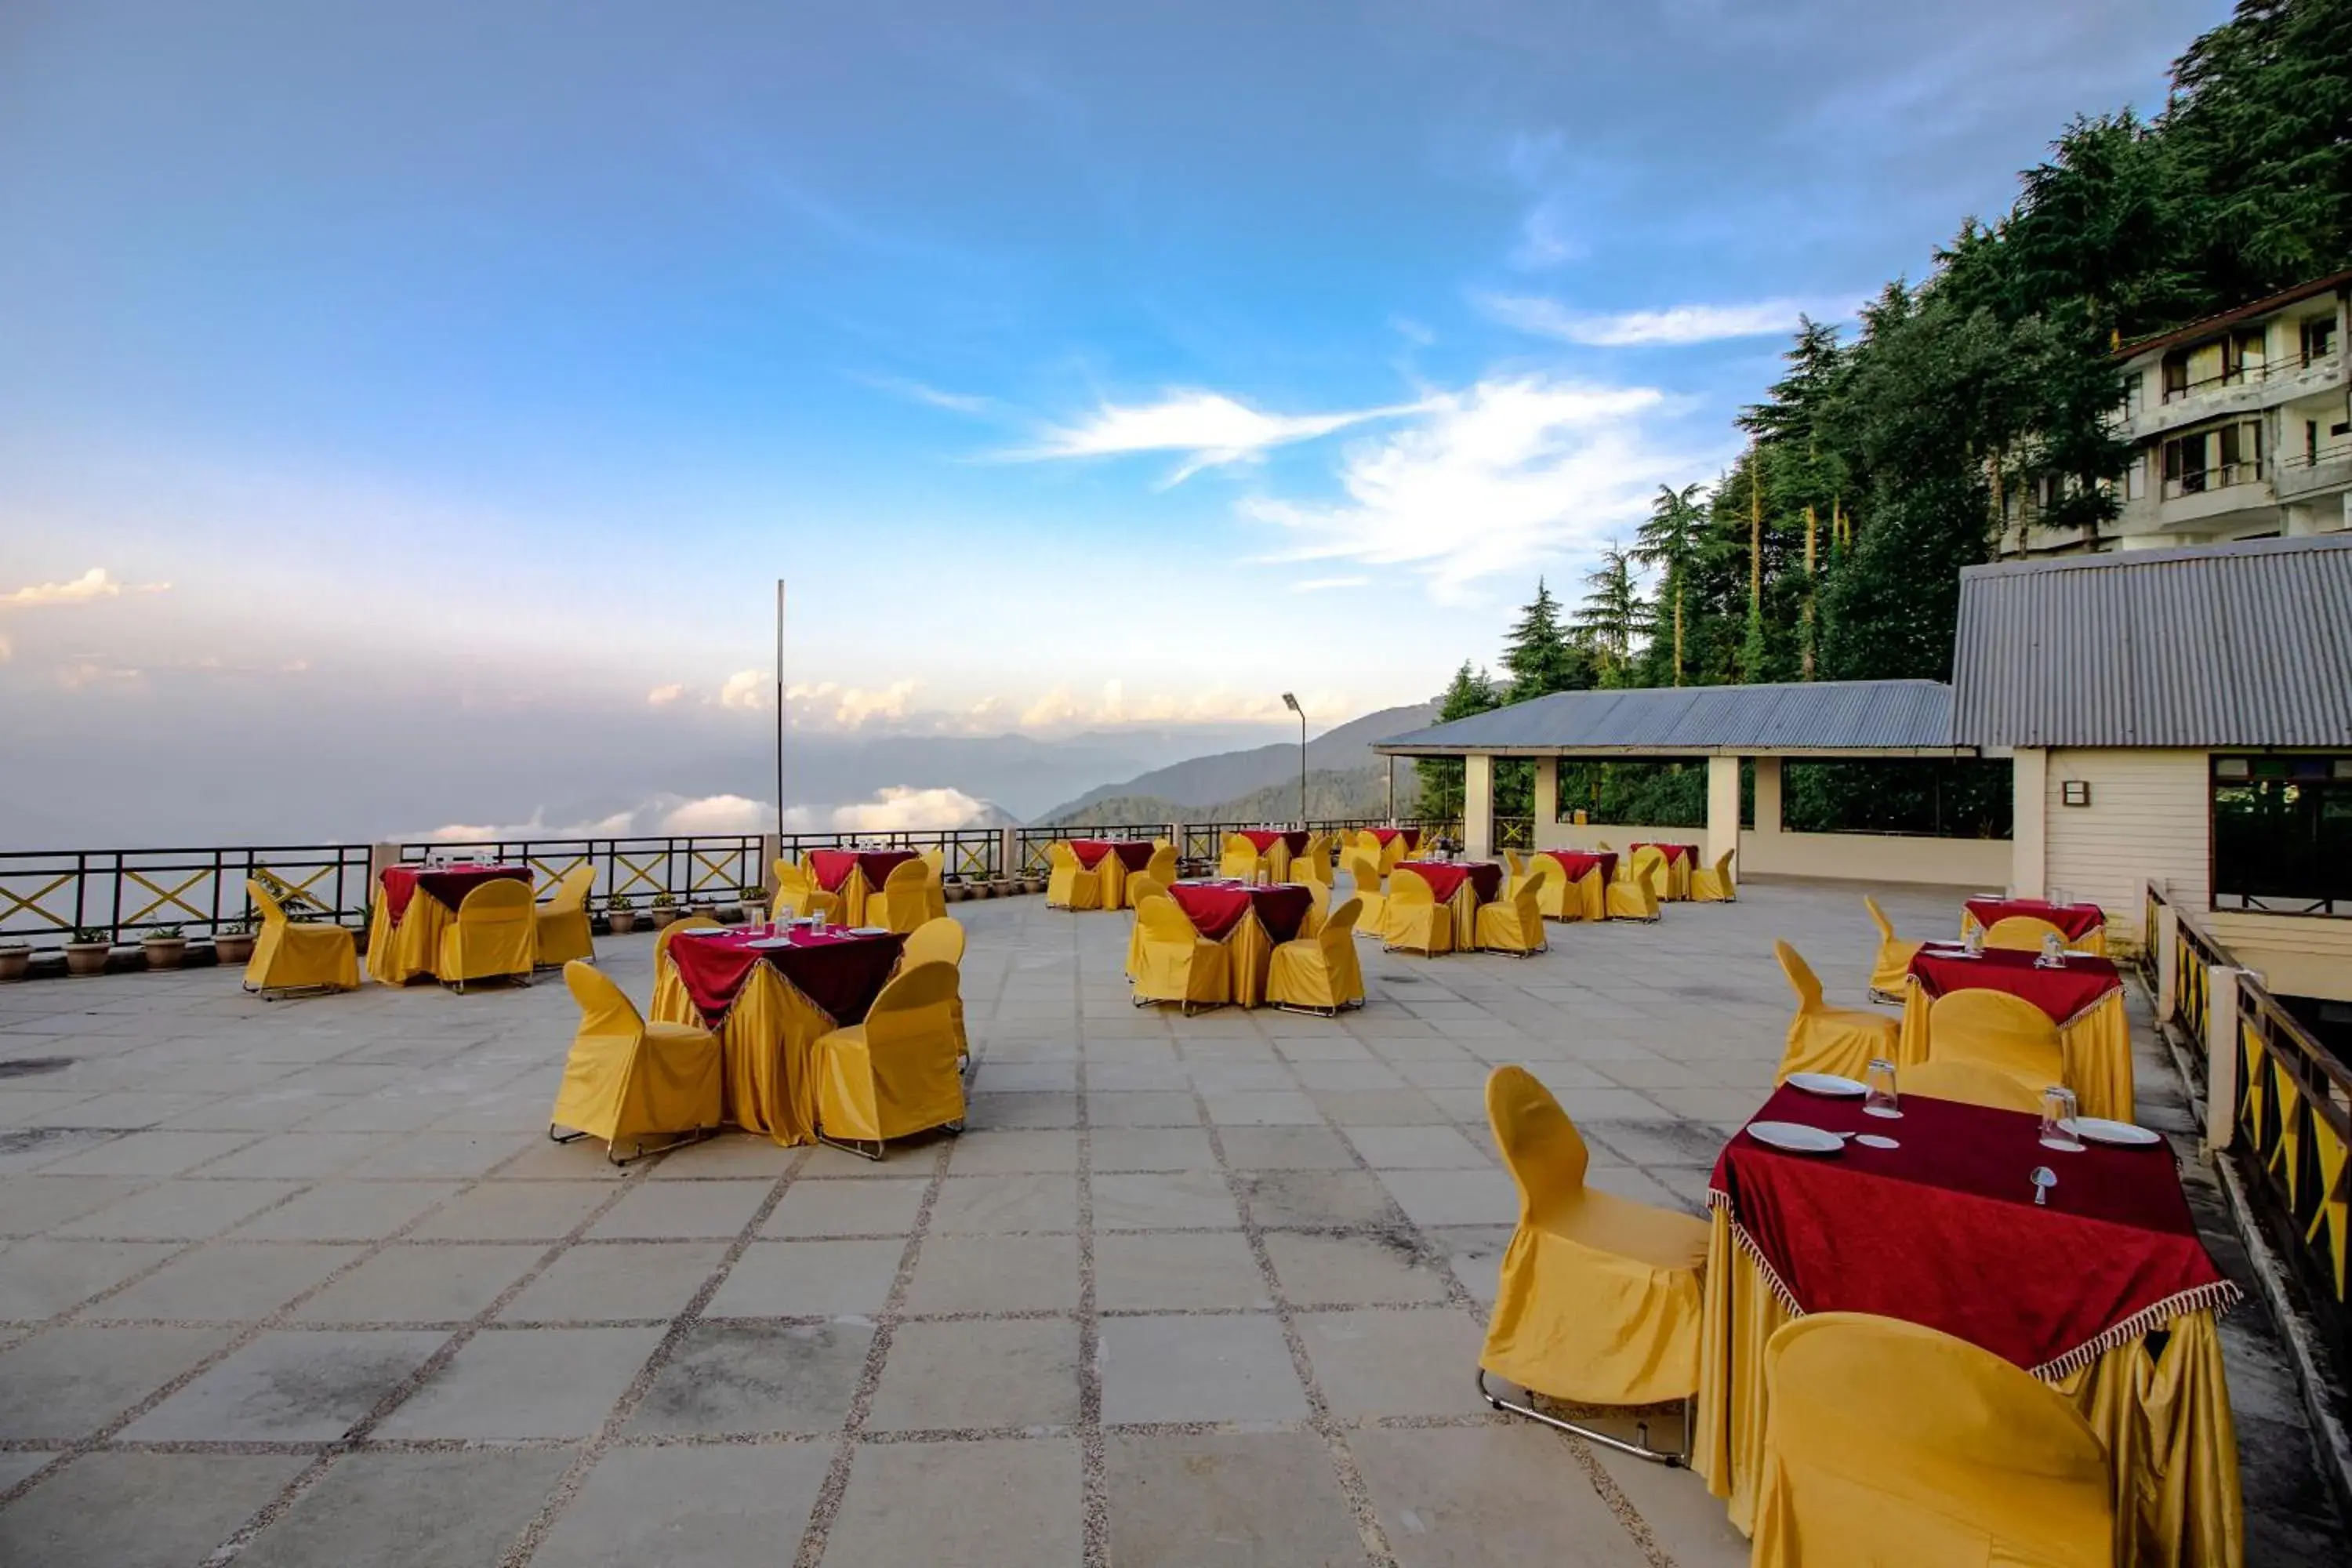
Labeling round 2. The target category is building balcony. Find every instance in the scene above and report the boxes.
[2118,350,2347,442]
[2276,442,2352,503]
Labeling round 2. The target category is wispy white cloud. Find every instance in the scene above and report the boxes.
[855,372,996,416]
[646,682,687,706]
[415,785,1004,843]
[1013,390,1427,485]
[1291,576,1370,593]
[1018,680,1353,731]
[2,567,171,608]
[1476,292,1854,347]
[1508,195,1585,270]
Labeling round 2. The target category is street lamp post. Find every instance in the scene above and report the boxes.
[1281,692,1306,828]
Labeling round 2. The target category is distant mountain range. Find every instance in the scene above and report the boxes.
[1033,700,1438,827]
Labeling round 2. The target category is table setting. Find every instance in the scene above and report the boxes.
[1901,942,2133,1120]
[1537,849,1616,921]
[1395,858,1504,948]
[366,861,535,984]
[1167,879,1314,1007]
[804,848,920,927]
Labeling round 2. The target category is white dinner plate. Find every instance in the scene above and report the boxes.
[1746,1121,1846,1155]
[747,938,793,950]
[1785,1072,1867,1098]
[850,926,891,937]
[2061,1116,2161,1147]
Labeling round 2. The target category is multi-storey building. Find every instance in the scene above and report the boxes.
[1996,270,2351,556]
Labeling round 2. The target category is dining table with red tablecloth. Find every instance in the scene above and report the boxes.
[1629,841,1700,901]
[1072,839,1156,909]
[1167,880,1315,1007]
[1962,896,2111,955]
[649,924,906,1145]
[1233,829,1310,882]
[804,848,919,927]
[1696,1083,2241,1566]
[1367,826,1421,851]
[1900,944,2132,1120]
[1396,859,1504,949]
[1537,849,1616,922]
[366,862,534,984]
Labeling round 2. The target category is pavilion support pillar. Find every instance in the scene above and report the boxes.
[1532,757,1558,848]
[1463,753,1494,862]
[1705,756,1741,868]
[2011,748,2049,898]
[1751,756,1782,873]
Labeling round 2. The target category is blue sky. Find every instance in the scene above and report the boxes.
[0,1,2222,833]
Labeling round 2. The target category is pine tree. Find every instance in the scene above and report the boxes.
[1573,544,1651,684]
[1414,662,1499,818]
[1498,579,1592,702]
[1633,483,1707,685]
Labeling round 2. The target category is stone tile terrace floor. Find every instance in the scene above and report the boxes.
[0,879,2343,1566]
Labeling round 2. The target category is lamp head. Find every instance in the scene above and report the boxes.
[1281,691,1300,714]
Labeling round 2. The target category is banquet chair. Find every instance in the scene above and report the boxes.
[1294,834,1332,886]
[916,851,949,922]
[903,916,970,1065]
[1772,941,1900,1082]
[1266,896,1366,1014]
[1630,845,1671,902]
[534,866,597,967]
[1605,869,1661,922]
[1382,867,1454,956]
[1984,914,2071,953]
[1476,879,1548,956]
[1378,833,1410,876]
[1045,842,1103,911]
[1523,854,1580,921]
[1690,849,1737,902]
[1144,844,1178,889]
[1219,833,1264,880]
[1294,877,1333,938]
[865,858,936,934]
[1504,849,1527,880]
[1478,1066,1709,1464]
[1342,851,1387,938]
[771,859,841,923]
[242,877,361,999]
[1900,1058,2045,1114]
[1864,895,1922,1004]
[1121,874,1167,978]
[549,960,723,1163]
[1751,1312,2113,1568]
[438,878,538,993]
[652,914,720,971]
[1926,989,2066,1097]
[1130,895,1231,1014]
[813,960,967,1160]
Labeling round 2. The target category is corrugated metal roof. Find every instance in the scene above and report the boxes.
[1374,679,1959,757]
[1951,534,2352,748]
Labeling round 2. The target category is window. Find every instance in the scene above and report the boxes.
[2212,755,2352,916]
[2302,316,2339,365]
[2161,420,2263,498]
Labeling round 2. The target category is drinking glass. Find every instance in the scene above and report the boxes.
[2039,1086,2083,1151]
[1964,921,1984,956]
[810,906,826,935]
[1863,1058,1901,1119]
[2041,931,2066,968]
[2048,885,2070,909]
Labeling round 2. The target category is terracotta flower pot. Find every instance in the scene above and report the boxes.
[0,946,29,982]
[213,934,255,966]
[607,910,638,935]
[142,938,188,971]
[64,941,111,977]
[649,908,679,929]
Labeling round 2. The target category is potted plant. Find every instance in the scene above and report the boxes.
[605,893,638,935]
[212,920,255,966]
[141,924,189,971]
[0,942,29,982]
[64,927,112,977]
[738,884,766,925]
[648,892,680,930]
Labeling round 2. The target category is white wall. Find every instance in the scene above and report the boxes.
[1737,829,2009,887]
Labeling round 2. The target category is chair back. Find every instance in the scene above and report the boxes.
[1984,915,2068,952]
[564,958,644,1038]
[774,859,814,906]
[903,916,966,969]
[1136,894,1199,945]
[545,865,594,915]
[881,858,928,891]
[1504,849,1526,876]
[1486,1065,1589,1224]
[1708,848,1734,883]
[457,877,534,927]
[1864,895,1898,944]
[1389,867,1434,907]
[1773,940,1827,1014]
[1295,835,1331,884]
[1762,1313,2112,1564]
[920,848,945,879]
[1928,989,2065,1087]
[1123,874,1167,909]
[1343,851,1383,891]
[1508,877,1541,929]
[654,914,722,967]
[1318,896,1361,960]
[865,960,962,1050]
[1145,846,1178,887]
[1047,841,1080,871]
[1632,845,1668,898]
[247,877,290,929]
[1901,1059,2045,1114]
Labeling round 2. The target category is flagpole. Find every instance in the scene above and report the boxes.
[774,579,786,839]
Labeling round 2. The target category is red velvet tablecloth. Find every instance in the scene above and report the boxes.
[1909,945,2122,1025]
[380,864,531,926]
[1632,841,1698,866]
[806,848,919,894]
[1963,897,2107,944]
[1072,840,1154,872]
[1168,880,1313,942]
[666,925,906,1027]
[1238,829,1309,855]
[1541,849,1617,884]
[1395,861,1503,904]
[1710,1085,2235,1375]
[1369,827,1421,850]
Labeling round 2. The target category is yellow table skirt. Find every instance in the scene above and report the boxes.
[1572,868,1606,922]
[651,956,840,1146]
[1099,857,1133,911]
[366,889,454,984]
[1963,910,2111,956]
[1900,978,2135,1121]
[1443,884,1485,949]
[1695,1210,2241,1567]
[1221,912,1278,1009]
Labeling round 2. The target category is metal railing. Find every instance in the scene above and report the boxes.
[777,829,1003,884]
[2143,883,2350,1350]
[2160,349,2341,404]
[1493,816,1535,851]
[1011,824,1170,877]
[1,844,373,945]
[2160,459,2263,500]
[412,828,1010,905]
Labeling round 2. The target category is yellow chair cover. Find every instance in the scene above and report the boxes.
[365,880,452,985]
[1482,1067,1709,1406]
[1046,842,1104,911]
[1985,913,2071,952]
[550,961,723,1157]
[1382,867,1453,956]
[1750,1312,2114,1568]
[771,859,842,923]
[1265,897,1366,1013]
[1966,906,2111,956]
[903,916,968,1059]
[1606,873,1661,922]
[1900,1058,2046,1114]
[437,878,538,989]
[1377,833,1409,876]
[1772,941,1900,1082]
[245,878,360,996]
[1899,981,2131,1121]
[534,866,597,967]
[1131,894,1231,1011]
[1218,833,1265,881]
[1922,987,2067,1095]
[1144,844,1178,891]
[1628,845,1675,904]
[865,858,937,934]
[1294,834,1333,886]
[1504,849,1527,879]
[815,960,966,1149]
[1690,849,1737,902]
[1864,895,1922,1002]
[1121,874,1167,978]
[1341,851,1386,938]
[1296,877,1332,938]
[1475,880,1547,955]
[652,915,720,969]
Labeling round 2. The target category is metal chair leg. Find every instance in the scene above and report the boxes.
[1475,1368,1690,1467]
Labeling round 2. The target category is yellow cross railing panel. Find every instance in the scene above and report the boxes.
[122,868,212,926]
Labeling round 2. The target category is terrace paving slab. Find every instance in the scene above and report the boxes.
[822,1437,1083,1568]
[866,1316,1084,1432]
[0,1323,235,1440]
[901,1232,1081,1315]
[122,1328,445,1443]
[372,1324,662,1439]
[529,1444,833,1566]
[1096,1230,1272,1311]
[0,1452,307,1568]
[1105,1430,1372,1568]
[236,1447,574,1568]
[1098,1312,1308,1425]
[295,1241,545,1325]
[626,1318,873,1436]
[499,1239,725,1323]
